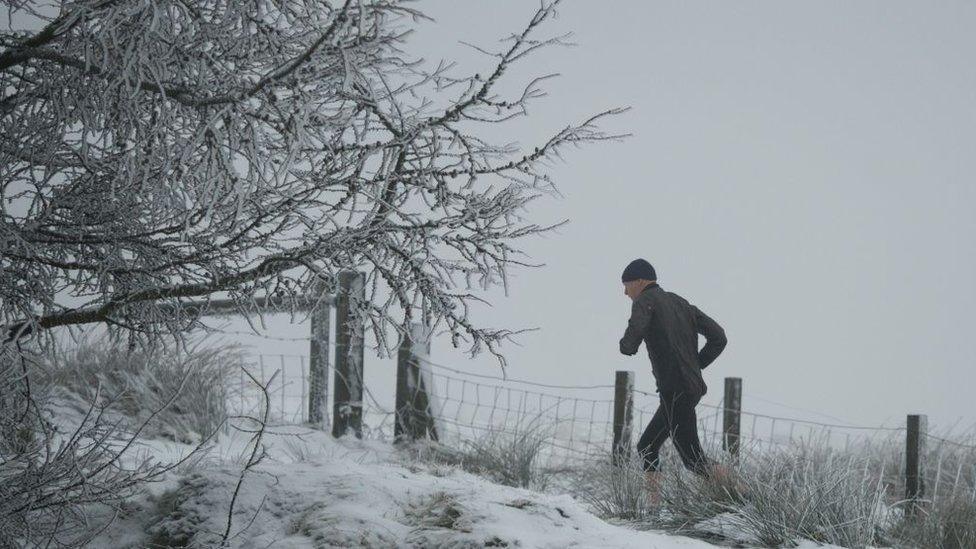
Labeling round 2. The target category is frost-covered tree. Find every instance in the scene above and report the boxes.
[0,0,623,360]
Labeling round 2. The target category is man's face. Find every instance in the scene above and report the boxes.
[623,279,645,301]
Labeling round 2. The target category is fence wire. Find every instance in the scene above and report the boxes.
[224,349,976,496]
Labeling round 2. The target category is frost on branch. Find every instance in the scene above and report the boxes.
[0,0,625,364]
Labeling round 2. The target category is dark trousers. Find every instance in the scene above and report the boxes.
[636,391,710,476]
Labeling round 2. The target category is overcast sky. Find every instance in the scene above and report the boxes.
[345,0,974,432]
[47,0,967,434]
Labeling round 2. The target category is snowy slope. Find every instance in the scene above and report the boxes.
[91,426,849,549]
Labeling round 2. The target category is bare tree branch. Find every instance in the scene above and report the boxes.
[1,0,625,366]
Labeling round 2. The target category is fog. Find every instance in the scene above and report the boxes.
[354,0,976,431]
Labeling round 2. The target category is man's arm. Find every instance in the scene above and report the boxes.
[619,297,652,356]
[693,305,727,369]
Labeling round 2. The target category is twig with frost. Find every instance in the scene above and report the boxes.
[221,367,276,545]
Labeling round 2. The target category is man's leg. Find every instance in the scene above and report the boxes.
[636,393,675,473]
[669,392,711,477]
[636,396,676,505]
[668,396,746,496]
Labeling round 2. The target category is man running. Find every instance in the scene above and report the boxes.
[618,258,728,491]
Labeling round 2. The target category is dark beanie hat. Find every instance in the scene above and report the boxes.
[621,259,657,283]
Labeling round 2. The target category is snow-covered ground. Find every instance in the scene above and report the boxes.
[87,425,857,549]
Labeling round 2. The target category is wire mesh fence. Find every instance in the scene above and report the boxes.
[227,353,311,426]
[229,354,976,460]
[223,344,976,502]
[190,283,976,513]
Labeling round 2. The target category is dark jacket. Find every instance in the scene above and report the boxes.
[619,283,727,397]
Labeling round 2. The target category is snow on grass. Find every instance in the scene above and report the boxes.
[85,425,866,549]
[27,389,890,548]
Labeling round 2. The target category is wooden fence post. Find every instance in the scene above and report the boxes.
[395,323,436,442]
[906,414,928,516]
[332,271,365,438]
[307,299,331,430]
[723,377,742,461]
[612,370,634,465]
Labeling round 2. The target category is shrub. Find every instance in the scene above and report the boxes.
[0,340,236,547]
[888,492,976,549]
[46,338,240,444]
[725,446,888,547]
[397,417,558,490]
[573,452,656,521]
[457,419,553,490]
[0,347,174,547]
[575,441,891,547]
[660,444,886,546]
[653,454,742,531]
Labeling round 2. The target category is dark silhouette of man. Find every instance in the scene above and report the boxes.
[619,258,728,497]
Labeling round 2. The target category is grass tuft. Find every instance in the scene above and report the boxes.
[45,338,240,443]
